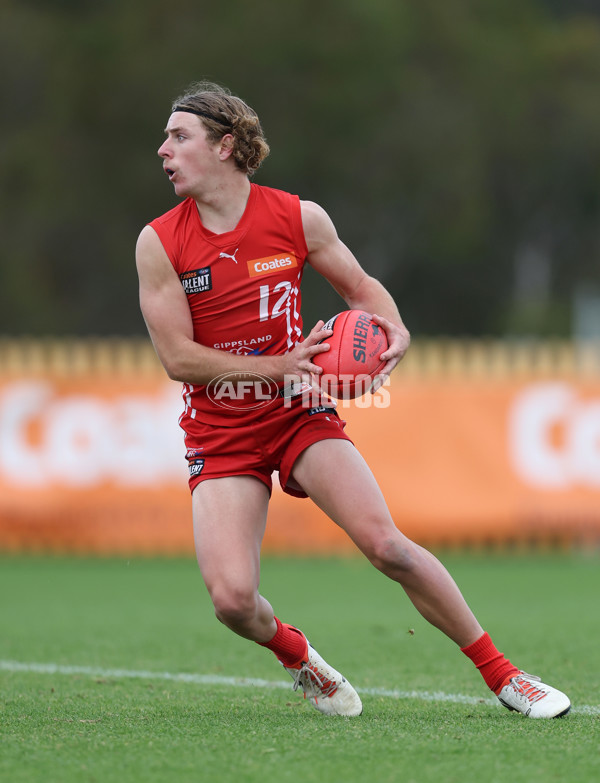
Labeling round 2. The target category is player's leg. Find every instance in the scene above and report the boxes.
[290,438,570,717]
[192,473,362,716]
[291,438,483,647]
[192,475,276,642]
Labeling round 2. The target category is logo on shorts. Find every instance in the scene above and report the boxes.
[180,268,212,295]
[188,458,205,477]
[206,371,280,411]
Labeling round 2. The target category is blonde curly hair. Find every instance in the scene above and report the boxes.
[172,81,270,177]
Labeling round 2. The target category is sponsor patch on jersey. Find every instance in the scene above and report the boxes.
[213,336,272,355]
[180,268,212,294]
[247,254,298,278]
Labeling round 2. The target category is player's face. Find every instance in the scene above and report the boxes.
[158,112,221,198]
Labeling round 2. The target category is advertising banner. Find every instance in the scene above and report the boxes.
[1,356,600,553]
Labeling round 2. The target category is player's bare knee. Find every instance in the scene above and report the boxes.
[368,535,416,577]
[211,586,258,629]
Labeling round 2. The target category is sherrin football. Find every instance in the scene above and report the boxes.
[313,310,388,399]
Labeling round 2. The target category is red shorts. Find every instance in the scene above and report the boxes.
[181,397,351,498]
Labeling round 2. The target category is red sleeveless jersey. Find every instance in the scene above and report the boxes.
[148,183,309,424]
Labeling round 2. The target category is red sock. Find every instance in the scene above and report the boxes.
[461,632,520,694]
[258,617,308,668]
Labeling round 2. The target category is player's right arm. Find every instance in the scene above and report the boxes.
[136,225,197,379]
[135,226,329,383]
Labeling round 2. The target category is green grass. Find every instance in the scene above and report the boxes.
[1,553,599,783]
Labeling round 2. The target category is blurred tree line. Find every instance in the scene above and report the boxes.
[1,0,599,339]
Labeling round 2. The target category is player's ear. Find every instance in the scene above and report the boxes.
[219,134,234,161]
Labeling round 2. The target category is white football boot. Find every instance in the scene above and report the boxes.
[282,641,363,717]
[497,672,571,718]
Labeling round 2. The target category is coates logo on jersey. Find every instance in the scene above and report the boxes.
[206,371,280,411]
[247,254,298,278]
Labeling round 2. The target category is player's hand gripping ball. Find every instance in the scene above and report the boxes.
[313,310,388,399]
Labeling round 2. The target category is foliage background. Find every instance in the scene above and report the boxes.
[1,0,600,339]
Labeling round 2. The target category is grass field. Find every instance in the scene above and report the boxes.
[1,552,599,783]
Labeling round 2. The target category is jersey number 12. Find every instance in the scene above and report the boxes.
[258,282,291,322]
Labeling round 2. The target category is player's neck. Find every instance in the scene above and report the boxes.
[194,175,251,235]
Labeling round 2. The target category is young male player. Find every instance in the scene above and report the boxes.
[136,81,570,718]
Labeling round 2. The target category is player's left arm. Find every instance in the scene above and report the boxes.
[301,200,410,385]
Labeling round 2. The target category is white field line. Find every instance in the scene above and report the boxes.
[1,659,597,716]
